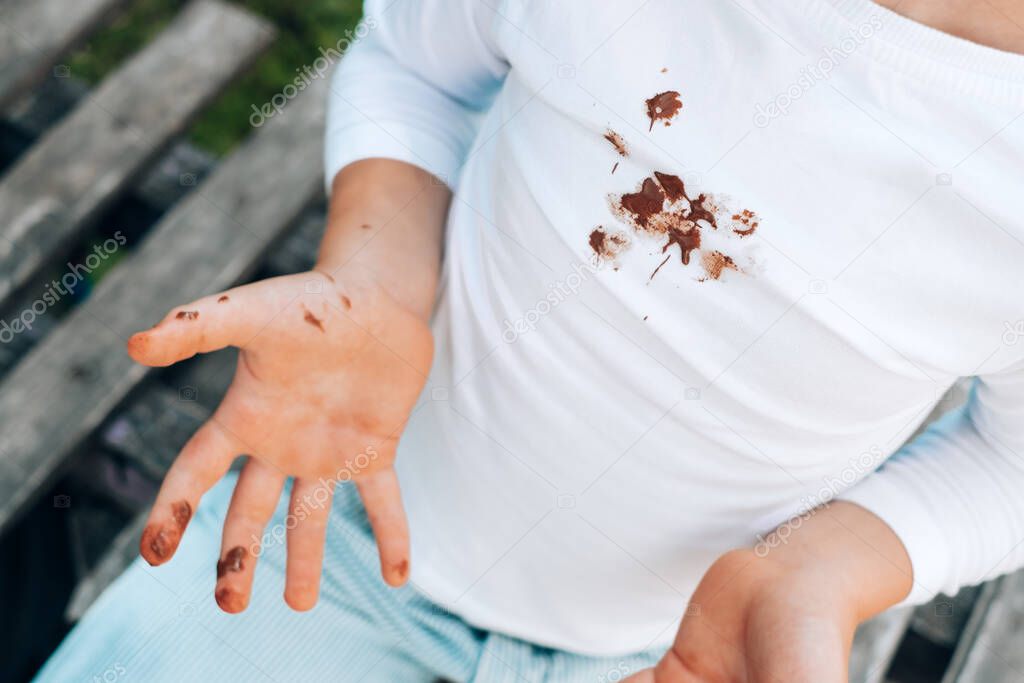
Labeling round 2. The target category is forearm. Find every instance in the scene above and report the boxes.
[638,502,914,682]
[317,158,451,320]
[757,501,913,624]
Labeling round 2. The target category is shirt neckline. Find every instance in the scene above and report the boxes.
[798,0,1024,101]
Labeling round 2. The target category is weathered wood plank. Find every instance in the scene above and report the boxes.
[101,384,212,480]
[0,0,130,110]
[944,573,1024,682]
[0,0,274,308]
[0,70,329,536]
[849,607,913,683]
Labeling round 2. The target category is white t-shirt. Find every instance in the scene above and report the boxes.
[325,0,1024,655]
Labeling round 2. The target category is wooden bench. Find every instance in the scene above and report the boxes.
[0,0,130,110]
[1,2,1021,681]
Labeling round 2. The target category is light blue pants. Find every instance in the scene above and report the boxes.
[36,473,662,682]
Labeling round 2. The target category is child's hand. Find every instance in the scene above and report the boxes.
[127,266,433,613]
[626,502,913,682]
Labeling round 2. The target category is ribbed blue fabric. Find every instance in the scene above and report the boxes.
[36,473,661,682]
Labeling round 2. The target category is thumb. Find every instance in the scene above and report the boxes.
[127,284,268,367]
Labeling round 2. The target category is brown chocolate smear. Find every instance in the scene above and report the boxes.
[217,546,247,578]
[608,172,756,282]
[360,224,372,230]
[171,501,192,529]
[663,225,701,265]
[646,91,682,131]
[141,524,179,562]
[340,295,352,310]
[650,173,716,229]
[302,307,325,332]
[215,586,245,612]
[175,310,199,320]
[653,172,687,203]
[588,227,630,263]
[217,295,229,303]
[688,193,718,229]
[393,559,409,581]
[604,129,629,157]
[649,254,671,282]
[701,250,740,280]
[620,177,665,228]
[732,209,760,236]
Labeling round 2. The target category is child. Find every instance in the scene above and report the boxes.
[38,0,1024,680]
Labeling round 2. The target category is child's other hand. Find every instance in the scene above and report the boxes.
[127,266,433,613]
[626,501,913,683]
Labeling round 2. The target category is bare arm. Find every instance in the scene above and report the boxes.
[317,158,451,321]
[629,501,912,682]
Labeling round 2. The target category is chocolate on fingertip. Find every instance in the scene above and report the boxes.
[215,586,246,613]
[216,546,247,579]
[388,559,409,585]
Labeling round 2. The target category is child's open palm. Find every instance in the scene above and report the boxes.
[127,268,433,613]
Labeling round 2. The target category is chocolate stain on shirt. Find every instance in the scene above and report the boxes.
[688,194,718,229]
[653,171,686,203]
[302,307,325,332]
[612,173,703,266]
[604,129,629,157]
[732,209,760,236]
[217,295,229,303]
[619,177,665,228]
[217,546,247,578]
[701,250,741,280]
[589,227,630,264]
[606,170,757,281]
[649,254,671,282]
[176,310,199,320]
[646,91,682,131]
[663,225,701,265]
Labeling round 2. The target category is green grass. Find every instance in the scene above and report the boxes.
[68,0,364,155]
